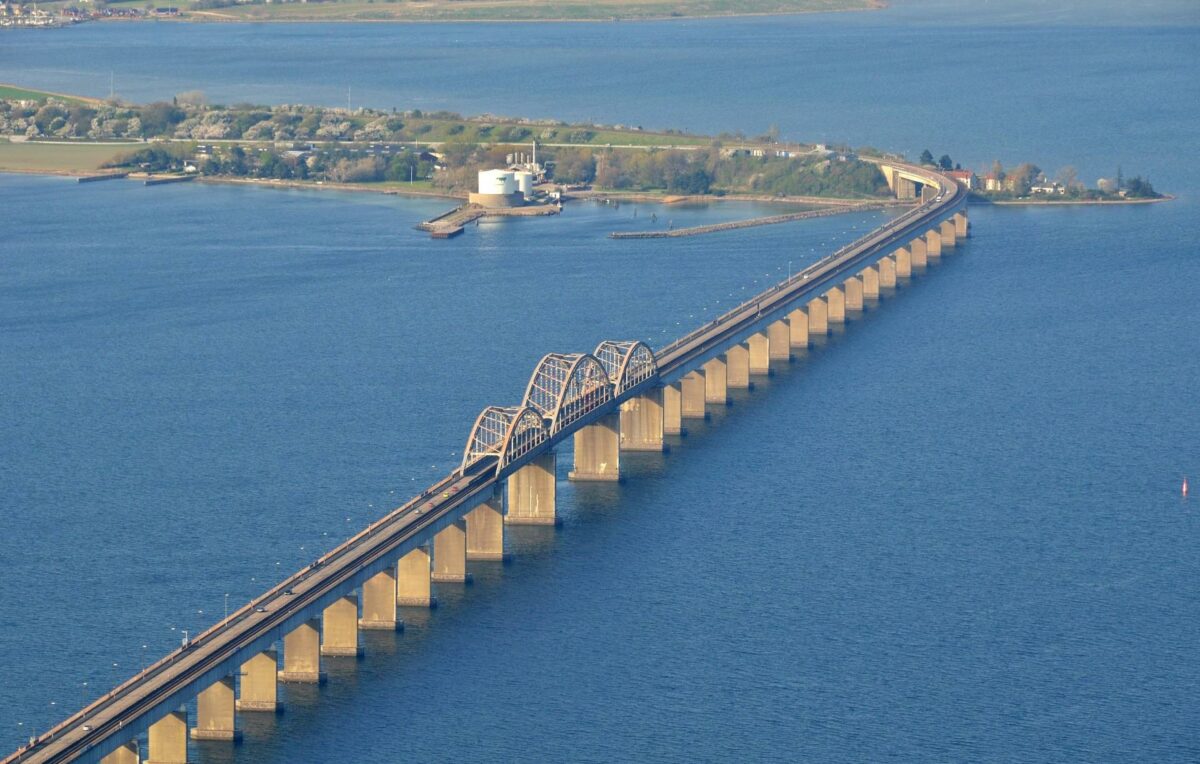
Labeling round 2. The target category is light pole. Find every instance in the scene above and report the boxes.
[141,644,148,676]
[224,593,229,623]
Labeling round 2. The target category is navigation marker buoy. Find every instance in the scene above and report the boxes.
[1184,477,1189,498]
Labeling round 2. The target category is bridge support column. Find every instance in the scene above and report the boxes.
[954,211,969,238]
[748,333,770,374]
[663,383,683,435]
[845,276,864,312]
[895,247,912,277]
[910,238,928,269]
[506,451,557,525]
[237,650,279,712]
[925,229,942,258]
[768,320,790,361]
[191,676,240,741]
[396,546,433,606]
[360,568,401,630]
[807,298,828,335]
[940,220,957,249]
[681,370,706,418]
[321,594,363,657]
[570,412,620,481]
[787,308,809,349]
[280,619,324,683]
[703,357,728,404]
[432,519,471,582]
[147,710,187,764]
[619,388,664,451]
[826,287,846,324]
[879,257,897,288]
[466,488,506,560]
[725,344,750,388]
[862,265,880,299]
[101,741,139,764]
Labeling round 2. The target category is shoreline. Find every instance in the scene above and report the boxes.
[980,195,1174,206]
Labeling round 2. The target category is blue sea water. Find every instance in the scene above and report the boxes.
[2,1,1199,761]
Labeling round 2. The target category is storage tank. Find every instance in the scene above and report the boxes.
[512,171,534,199]
[478,169,515,196]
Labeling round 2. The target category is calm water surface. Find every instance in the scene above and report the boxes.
[1,1,1199,761]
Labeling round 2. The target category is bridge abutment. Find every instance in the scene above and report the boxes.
[703,357,728,404]
[826,287,846,324]
[396,546,433,606]
[100,741,139,764]
[280,619,324,683]
[236,650,279,712]
[360,569,402,630]
[506,451,558,525]
[432,519,471,583]
[807,298,828,334]
[768,320,791,361]
[570,413,621,481]
[191,676,240,742]
[725,344,750,388]
[147,709,188,764]
[787,308,809,348]
[466,489,506,560]
[321,594,363,657]
[681,370,706,418]
[619,388,664,451]
[879,257,897,287]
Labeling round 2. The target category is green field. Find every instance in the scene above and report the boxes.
[0,142,134,173]
[187,0,879,22]
[0,84,99,105]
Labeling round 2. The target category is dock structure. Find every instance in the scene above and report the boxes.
[6,161,970,764]
[417,202,559,239]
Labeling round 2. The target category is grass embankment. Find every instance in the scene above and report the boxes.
[0,84,101,106]
[0,142,131,174]
[187,0,880,23]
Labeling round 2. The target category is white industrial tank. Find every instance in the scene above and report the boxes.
[512,171,534,198]
[478,169,515,195]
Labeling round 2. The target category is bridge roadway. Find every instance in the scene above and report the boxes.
[8,161,962,764]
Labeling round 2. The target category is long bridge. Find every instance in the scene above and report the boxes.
[5,160,967,764]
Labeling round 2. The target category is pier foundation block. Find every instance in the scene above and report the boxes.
[321,594,363,657]
[147,710,187,764]
[396,546,433,607]
[768,320,791,361]
[237,650,279,712]
[619,388,664,451]
[570,412,620,481]
[360,568,402,630]
[787,308,809,349]
[191,676,240,741]
[279,619,324,683]
[725,344,750,388]
[681,370,706,418]
[506,451,557,525]
[465,489,506,561]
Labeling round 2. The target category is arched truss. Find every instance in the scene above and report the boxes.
[460,405,549,473]
[593,340,658,396]
[522,353,613,436]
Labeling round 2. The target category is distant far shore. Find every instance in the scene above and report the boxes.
[982,196,1174,206]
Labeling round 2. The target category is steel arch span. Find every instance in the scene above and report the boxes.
[593,340,658,395]
[522,353,613,436]
[460,405,549,473]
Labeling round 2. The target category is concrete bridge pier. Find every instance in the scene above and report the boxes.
[432,520,471,582]
[862,265,880,299]
[845,276,864,312]
[703,357,728,404]
[747,332,770,375]
[279,619,324,683]
[146,709,187,764]
[910,238,928,269]
[807,298,829,335]
[190,676,240,741]
[321,594,363,657]
[954,211,969,238]
[879,257,897,288]
[570,412,621,481]
[768,320,791,361]
[465,488,506,561]
[826,287,846,324]
[787,308,809,349]
[506,451,558,525]
[360,569,401,630]
[681,370,706,418]
[725,344,750,389]
[236,650,279,712]
[925,229,942,258]
[396,546,433,606]
[663,383,683,435]
[619,388,664,451]
[940,220,957,249]
[100,741,139,764]
[895,247,912,278]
